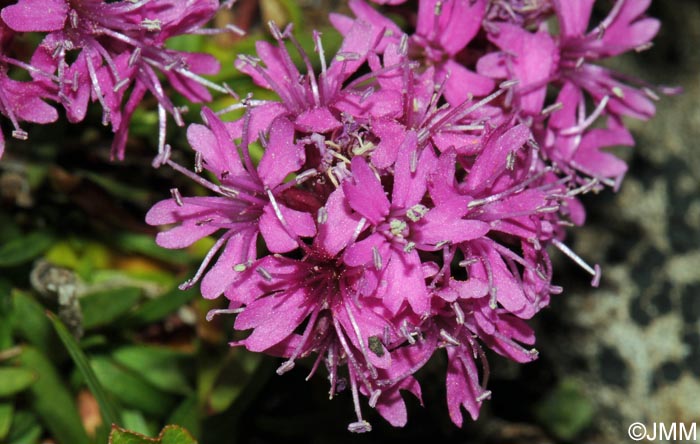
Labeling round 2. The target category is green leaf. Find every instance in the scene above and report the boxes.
[5,410,41,444]
[112,346,192,395]
[199,348,262,414]
[113,233,192,265]
[535,378,595,441]
[121,287,197,327]
[82,171,151,204]
[48,313,121,427]
[0,368,37,397]
[11,291,58,357]
[81,287,142,330]
[120,410,153,437]
[109,424,198,444]
[0,232,54,267]
[0,278,13,349]
[91,357,176,416]
[0,402,13,440]
[167,395,199,439]
[11,347,89,444]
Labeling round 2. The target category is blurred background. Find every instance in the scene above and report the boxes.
[0,0,698,443]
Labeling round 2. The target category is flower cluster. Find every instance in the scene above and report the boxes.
[145,0,665,432]
[0,0,238,159]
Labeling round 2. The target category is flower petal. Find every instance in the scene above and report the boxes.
[1,0,68,32]
[343,156,390,224]
[258,116,305,188]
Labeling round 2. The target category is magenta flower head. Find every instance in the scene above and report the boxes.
[144,0,666,433]
[0,0,235,159]
[332,0,495,105]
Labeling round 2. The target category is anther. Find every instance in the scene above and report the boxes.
[218,185,240,198]
[205,308,243,322]
[113,78,130,92]
[129,48,142,67]
[476,390,492,402]
[368,389,382,408]
[347,421,372,433]
[506,151,516,170]
[194,151,203,173]
[439,329,461,346]
[459,258,478,267]
[170,188,183,206]
[643,87,660,101]
[195,218,214,226]
[452,302,465,325]
[69,9,79,28]
[410,150,418,173]
[256,267,273,281]
[406,204,429,222]
[276,360,295,375]
[372,246,383,270]
[499,79,519,89]
[11,130,28,140]
[541,102,563,116]
[141,18,161,31]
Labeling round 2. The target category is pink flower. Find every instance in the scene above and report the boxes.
[146,108,315,299]
[1,0,231,159]
[478,0,663,120]
[332,0,495,105]
[224,252,424,431]
[0,21,58,157]
[553,0,661,120]
[542,81,634,188]
[233,19,389,135]
[0,73,58,158]
[341,138,489,316]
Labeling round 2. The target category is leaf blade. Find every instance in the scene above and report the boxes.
[48,313,121,427]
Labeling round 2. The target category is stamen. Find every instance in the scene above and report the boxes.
[205,308,243,322]
[178,233,233,290]
[560,96,610,136]
[551,238,601,287]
